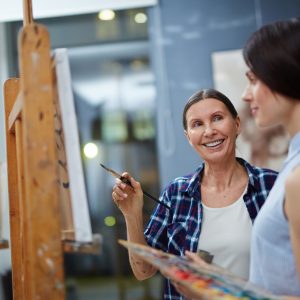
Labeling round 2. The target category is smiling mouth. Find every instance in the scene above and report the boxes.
[251,107,258,115]
[203,139,224,148]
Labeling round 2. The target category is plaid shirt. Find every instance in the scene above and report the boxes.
[144,157,278,300]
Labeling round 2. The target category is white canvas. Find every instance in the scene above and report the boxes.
[54,48,93,243]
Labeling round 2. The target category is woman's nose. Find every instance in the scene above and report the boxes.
[241,86,252,102]
[203,125,216,136]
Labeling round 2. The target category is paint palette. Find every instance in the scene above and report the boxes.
[118,240,280,300]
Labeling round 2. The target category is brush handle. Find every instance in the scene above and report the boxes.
[120,176,133,187]
[120,176,170,210]
[143,191,171,210]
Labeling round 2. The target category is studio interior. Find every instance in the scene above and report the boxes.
[0,1,300,299]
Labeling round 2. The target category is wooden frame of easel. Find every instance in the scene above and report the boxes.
[3,1,101,299]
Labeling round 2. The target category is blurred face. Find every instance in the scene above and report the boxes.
[242,70,291,128]
[184,98,240,163]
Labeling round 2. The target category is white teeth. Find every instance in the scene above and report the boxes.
[204,139,223,147]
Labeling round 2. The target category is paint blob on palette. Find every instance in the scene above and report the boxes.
[118,240,280,300]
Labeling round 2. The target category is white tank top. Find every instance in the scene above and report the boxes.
[198,190,252,279]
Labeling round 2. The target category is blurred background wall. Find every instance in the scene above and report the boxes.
[150,0,300,187]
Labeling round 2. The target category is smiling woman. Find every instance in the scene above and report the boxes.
[111,88,278,300]
[183,92,240,165]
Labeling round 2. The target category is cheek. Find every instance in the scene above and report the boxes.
[185,131,196,145]
[254,83,273,104]
[253,86,263,102]
[188,133,198,144]
[187,130,205,148]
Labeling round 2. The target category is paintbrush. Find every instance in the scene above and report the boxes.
[100,163,171,210]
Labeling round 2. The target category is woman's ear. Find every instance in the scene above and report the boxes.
[184,130,193,146]
[184,130,189,139]
[235,116,241,136]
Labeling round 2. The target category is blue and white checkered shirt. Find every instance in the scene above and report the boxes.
[144,157,278,300]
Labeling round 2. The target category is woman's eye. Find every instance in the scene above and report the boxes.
[192,121,202,128]
[213,115,222,122]
[248,74,257,84]
[246,71,257,84]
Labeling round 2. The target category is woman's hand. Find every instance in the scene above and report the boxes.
[159,253,210,300]
[185,251,210,268]
[173,252,210,300]
[170,252,215,300]
[160,268,201,299]
[112,172,144,217]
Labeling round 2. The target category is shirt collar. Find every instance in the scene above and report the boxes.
[179,163,203,195]
[237,157,260,191]
[180,157,261,195]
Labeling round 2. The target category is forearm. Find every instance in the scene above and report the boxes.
[290,229,300,277]
[125,214,157,280]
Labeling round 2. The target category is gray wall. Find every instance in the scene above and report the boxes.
[0,23,8,164]
[0,22,11,275]
[148,0,300,188]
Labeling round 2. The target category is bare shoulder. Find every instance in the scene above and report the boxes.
[285,165,300,192]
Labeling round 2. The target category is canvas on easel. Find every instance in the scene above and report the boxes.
[53,48,93,243]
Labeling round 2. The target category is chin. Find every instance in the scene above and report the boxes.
[205,153,227,163]
[254,118,270,128]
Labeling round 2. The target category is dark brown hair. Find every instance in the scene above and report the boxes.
[243,18,300,99]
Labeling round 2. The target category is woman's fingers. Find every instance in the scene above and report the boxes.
[129,175,141,189]
[111,172,143,212]
[112,191,120,207]
[185,251,209,268]
[121,172,142,191]
[113,185,127,199]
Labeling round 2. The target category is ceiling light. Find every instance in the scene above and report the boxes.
[98,9,115,21]
[83,142,99,159]
[104,216,116,227]
[134,12,147,24]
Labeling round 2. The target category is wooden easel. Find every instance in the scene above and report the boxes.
[3,1,101,299]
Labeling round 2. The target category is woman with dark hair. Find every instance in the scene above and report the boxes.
[175,18,300,299]
[242,18,300,296]
[111,88,277,300]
